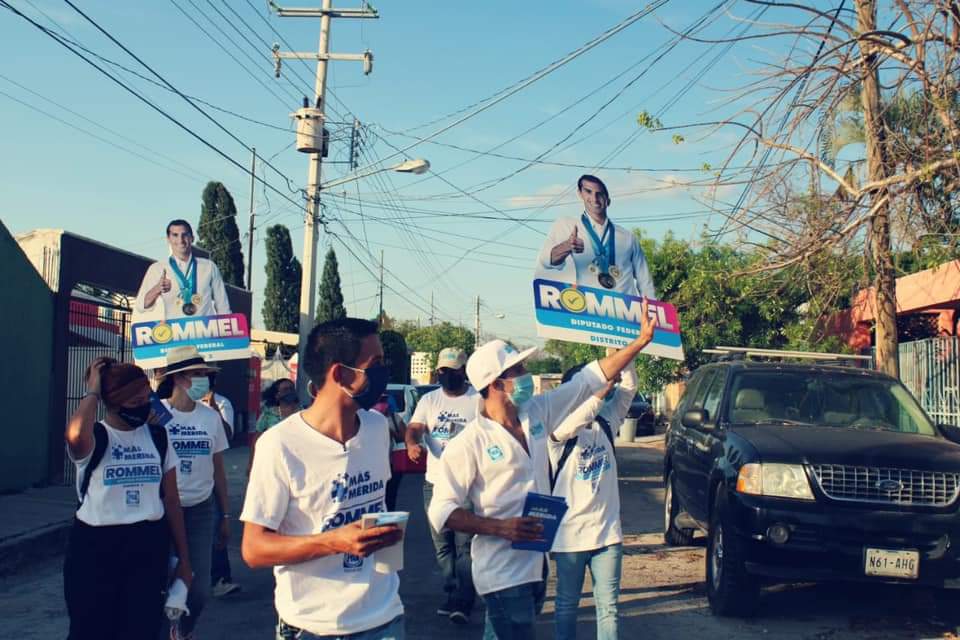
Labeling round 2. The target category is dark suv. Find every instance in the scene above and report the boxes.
[663,358,960,617]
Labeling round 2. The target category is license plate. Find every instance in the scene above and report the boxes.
[864,548,919,579]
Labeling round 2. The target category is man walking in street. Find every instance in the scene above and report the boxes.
[135,219,231,322]
[427,304,655,639]
[537,175,656,298]
[241,318,405,640]
[405,347,478,624]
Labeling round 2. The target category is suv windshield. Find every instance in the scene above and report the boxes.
[725,370,935,436]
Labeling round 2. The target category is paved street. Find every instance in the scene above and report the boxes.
[2,442,959,639]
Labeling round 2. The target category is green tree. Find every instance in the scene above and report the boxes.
[405,322,475,369]
[526,356,563,375]
[381,330,410,384]
[263,225,301,333]
[197,181,245,287]
[316,248,347,323]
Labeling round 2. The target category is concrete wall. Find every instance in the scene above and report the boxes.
[0,222,54,491]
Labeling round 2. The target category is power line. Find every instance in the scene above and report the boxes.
[62,0,303,195]
[2,0,305,213]
[348,1,672,176]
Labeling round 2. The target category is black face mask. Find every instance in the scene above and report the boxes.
[117,402,152,428]
[438,369,466,392]
[341,364,391,411]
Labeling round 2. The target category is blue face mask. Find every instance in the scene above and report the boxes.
[507,373,534,406]
[186,376,210,401]
[340,364,391,411]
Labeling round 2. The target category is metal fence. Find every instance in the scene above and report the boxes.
[63,298,132,484]
[899,336,960,425]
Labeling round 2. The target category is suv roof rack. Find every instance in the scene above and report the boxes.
[704,346,872,363]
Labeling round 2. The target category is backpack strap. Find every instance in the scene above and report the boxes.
[549,437,579,492]
[78,422,108,505]
[595,415,616,453]
[147,424,168,499]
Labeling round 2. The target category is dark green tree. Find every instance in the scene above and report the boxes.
[263,225,301,333]
[196,181,245,287]
[316,248,347,323]
[405,322,475,370]
[381,330,410,384]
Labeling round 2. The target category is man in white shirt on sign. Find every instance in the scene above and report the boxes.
[405,347,478,624]
[427,306,655,640]
[241,318,405,640]
[537,175,656,298]
[135,219,231,322]
[548,361,637,640]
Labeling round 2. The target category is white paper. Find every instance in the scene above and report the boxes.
[361,511,409,573]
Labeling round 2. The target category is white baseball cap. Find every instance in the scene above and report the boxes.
[437,347,467,370]
[466,339,537,391]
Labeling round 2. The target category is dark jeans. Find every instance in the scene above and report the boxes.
[422,481,476,608]
[385,474,403,512]
[211,499,232,584]
[276,615,405,640]
[481,581,545,640]
[64,517,169,640]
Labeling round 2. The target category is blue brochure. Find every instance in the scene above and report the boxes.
[511,492,568,552]
[149,392,173,426]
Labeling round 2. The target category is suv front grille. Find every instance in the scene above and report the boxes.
[809,464,960,507]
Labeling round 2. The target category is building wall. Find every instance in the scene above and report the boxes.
[410,351,432,385]
[0,222,54,491]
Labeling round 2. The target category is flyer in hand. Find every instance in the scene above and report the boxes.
[511,492,569,552]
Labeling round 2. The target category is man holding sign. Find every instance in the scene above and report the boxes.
[134,219,231,322]
[537,175,656,298]
[427,310,654,640]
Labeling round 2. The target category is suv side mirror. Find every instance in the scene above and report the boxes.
[939,423,960,444]
[682,409,708,429]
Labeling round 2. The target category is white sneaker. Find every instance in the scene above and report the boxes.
[212,578,241,597]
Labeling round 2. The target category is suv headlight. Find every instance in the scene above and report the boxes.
[736,463,814,500]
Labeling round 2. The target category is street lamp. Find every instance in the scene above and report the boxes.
[295,157,431,400]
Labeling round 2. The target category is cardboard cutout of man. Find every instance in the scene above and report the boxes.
[537,175,656,298]
[134,219,231,323]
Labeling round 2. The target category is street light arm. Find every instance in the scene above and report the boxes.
[318,158,430,190]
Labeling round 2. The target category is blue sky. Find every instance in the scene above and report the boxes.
[2,0,778,345]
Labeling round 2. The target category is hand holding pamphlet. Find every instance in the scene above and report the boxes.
[511,493,568,552]
[361,511,409,573]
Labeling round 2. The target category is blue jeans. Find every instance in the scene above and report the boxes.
[481,582,545,640]
[211,499,232,584]
[553,544,623,640]
[179,496,216,636]
[422,481,476,608]
[276,615,404,640]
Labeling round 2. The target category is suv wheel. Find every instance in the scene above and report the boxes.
[664,471,694,546]
[705,494,759,616]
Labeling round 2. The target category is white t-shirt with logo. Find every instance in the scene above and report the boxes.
[162,400,229,507]
[240,410,403,636]
[549,366,635,552]
[410,386,478,485]
[427,362,607,596]
[71,420,179,526]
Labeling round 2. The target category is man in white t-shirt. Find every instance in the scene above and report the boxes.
[405,347,478,624]
[548,361,636,640]
[134,219,231,323]
[427,308,655,640]
[241,318,405,640]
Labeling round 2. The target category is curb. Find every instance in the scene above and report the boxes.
[0,519,72,577]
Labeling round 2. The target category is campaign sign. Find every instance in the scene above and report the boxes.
[533,278,684,361]
[131,313,251,369]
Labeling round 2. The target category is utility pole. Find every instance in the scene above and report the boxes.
[430,291,434,326]
[378,249,384,325]
[272,0,377,398]
[855,0,898,377]
[475,296,481,349]
[245,147,256,291]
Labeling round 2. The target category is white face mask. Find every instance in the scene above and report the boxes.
[186,376,210,401]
